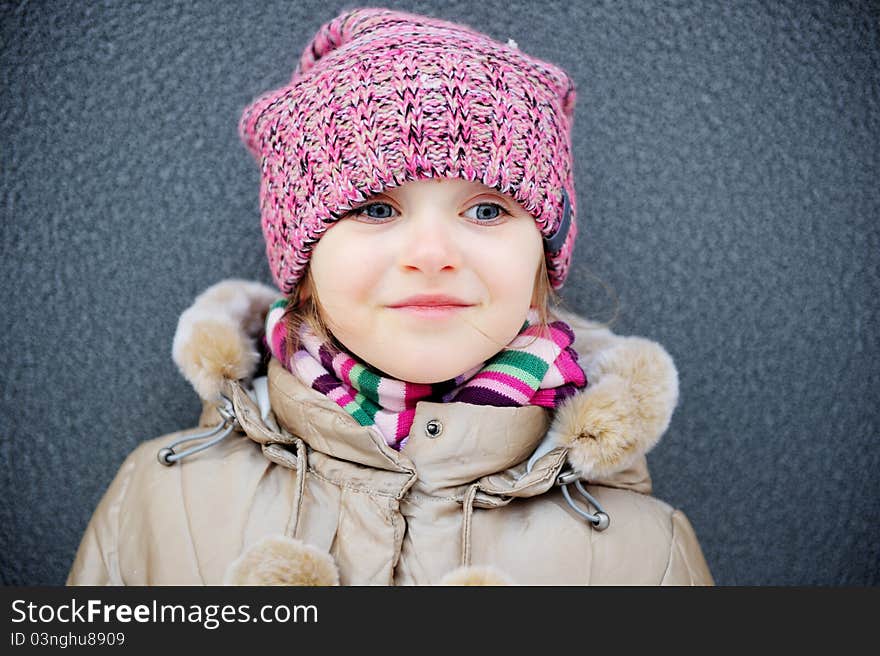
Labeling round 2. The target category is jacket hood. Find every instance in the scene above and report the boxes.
[172,279,682,493]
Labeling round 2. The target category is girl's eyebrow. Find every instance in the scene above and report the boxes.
[474,190,511,202]
[467,190,519,209]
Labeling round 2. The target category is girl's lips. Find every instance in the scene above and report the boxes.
[388,294,472,307]
[389,305,471,318]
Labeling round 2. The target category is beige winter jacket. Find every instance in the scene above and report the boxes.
[67,280,713,586]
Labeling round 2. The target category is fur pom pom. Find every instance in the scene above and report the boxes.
[438,565,514,586]
[224,535,340,586]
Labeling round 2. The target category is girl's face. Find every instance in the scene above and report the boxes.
[302,177,544,383]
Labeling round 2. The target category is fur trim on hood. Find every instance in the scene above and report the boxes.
[172,279,679,481]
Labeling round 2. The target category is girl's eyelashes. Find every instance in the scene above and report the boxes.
[463,202,510,223]
[346,202,397,221]
[345,201,511,224]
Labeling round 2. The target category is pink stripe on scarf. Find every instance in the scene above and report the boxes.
[396,407,416,441]
[338,353,357,383]
[327,386,354,407]
[378,377,414,412]
[530,389,559,408]
[469,370,536,398]
[465,376,532,404]
[292,349,326,385]
[270,323,285,360]
[403,380,434,404]
[554,353,587,386]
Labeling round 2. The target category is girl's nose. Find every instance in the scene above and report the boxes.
[397,212,463,275]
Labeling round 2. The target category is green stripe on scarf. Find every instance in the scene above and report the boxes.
[489,350,549,381]
[353,390,381,423]
[352,364,382,404]
[345,394,375,426]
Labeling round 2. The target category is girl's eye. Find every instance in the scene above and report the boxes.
[463,202,510,224]
[345,201,510,224]
[347,202,397,222]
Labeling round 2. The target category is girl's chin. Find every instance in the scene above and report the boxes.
[373,357,481,384]
[380,368,463,384]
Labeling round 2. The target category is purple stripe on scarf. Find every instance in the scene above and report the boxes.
[318,342,337,373]
[453,386,519,407]
[312,373,341,395]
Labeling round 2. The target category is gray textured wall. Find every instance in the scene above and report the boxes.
[1,0,878,586]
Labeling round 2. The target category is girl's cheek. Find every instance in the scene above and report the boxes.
[471,233,540,279]
[314,225,385,289]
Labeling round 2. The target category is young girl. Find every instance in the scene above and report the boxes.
[67,7,712,585]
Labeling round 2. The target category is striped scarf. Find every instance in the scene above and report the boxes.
[264,300,587,450]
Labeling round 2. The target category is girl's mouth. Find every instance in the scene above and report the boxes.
[389,305,471,318]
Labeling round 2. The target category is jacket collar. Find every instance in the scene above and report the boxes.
[264,357,554,494]
[179,279,678,496]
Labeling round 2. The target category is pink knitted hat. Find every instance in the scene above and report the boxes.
[240,7,578,294]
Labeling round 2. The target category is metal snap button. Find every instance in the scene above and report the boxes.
[425,419,443,438]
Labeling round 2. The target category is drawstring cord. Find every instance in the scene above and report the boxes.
[524,455,611,531]
[290,438,308,538]
[459,458,612,565]
[556,469,610,531]
[460,483,479,567]
[156,379,309,538]
[157,395,239,465]
[152,375,313,576]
